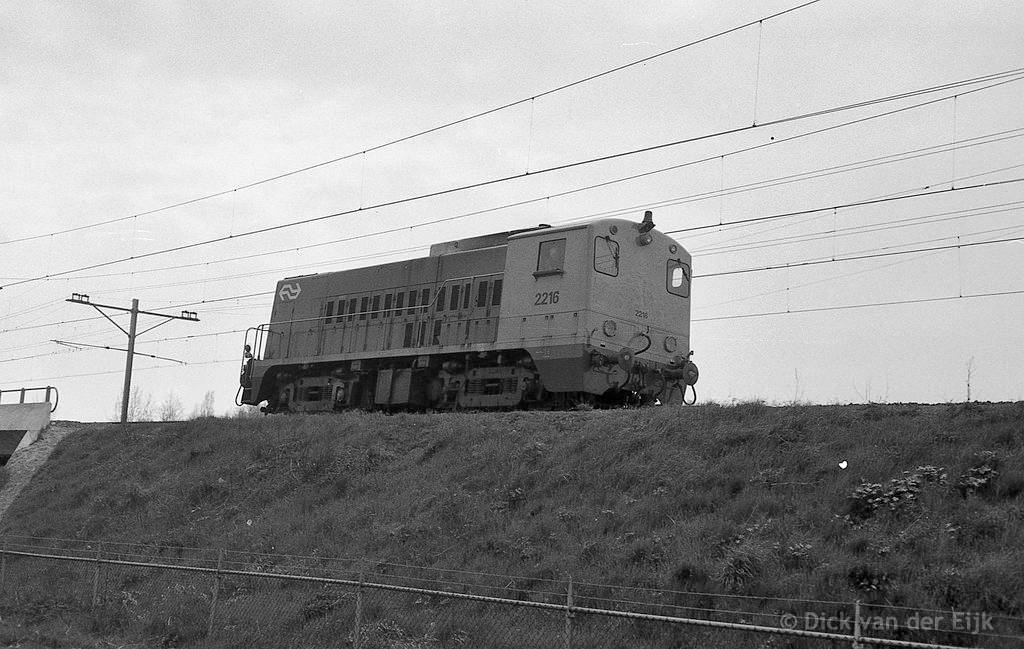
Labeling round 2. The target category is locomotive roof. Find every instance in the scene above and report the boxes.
[427,223,556,256]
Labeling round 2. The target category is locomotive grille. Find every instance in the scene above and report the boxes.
[466,377,518,395]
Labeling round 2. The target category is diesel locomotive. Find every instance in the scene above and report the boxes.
[237,211,698,412]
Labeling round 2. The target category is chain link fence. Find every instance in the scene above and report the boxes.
[0,536,1018,648]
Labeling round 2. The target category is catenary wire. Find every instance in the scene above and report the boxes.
[693,200,1024,255]
[3,173,1019,341]
[9,71,1016,298]
[4,69,1022,291]
[697,232,1024,279]
[20,124,1022,294]
[693,288,1024,322]
[0,0,828,247]
[666,177,1024,236]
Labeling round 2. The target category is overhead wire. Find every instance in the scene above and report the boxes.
[665,177,1024,236]
[4,170,1020,342]
[572,129,1024,226]
[693,199,1024,255]
[696,226,1024,278]
[694,288,1024,322]
[18,227,1021,366]
[22,125,1023,296]
[0,0,828,247]
[4,69,1023,292]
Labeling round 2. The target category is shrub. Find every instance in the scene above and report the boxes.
[844,466,947,521]
[846,564,893,595]
[956,451,999,497]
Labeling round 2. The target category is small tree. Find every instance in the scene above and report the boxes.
[158,393,183,421]
[114,386,153,422]
[191,390,216,419]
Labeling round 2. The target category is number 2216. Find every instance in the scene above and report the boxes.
[534,291,560,305]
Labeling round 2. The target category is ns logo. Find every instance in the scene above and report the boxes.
[278,282,302,301]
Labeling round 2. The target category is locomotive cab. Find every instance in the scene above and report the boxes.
[497,213,696,404]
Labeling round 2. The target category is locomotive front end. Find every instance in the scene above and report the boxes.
[584,212,698,403]
[498,211,698,406]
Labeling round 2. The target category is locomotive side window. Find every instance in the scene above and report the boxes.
[395,292,405,314]
[359,297,368,320]
[337,299,346,321]
[476,281,488,308]
[420,288,430,313]
[407,290,418,315]
[666,260,691,298]
[384,293,393,317]
[449,284,461,311]
[348,298,357,322]
[462,283,471,310]
[492,279,503,306]
[371,295,381,319]
[594,236,620,277]
[536,238,566,276]
[324,300,335,324]
[436,286,446,312]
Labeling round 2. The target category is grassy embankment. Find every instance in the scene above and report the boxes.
[0,401,1022,648]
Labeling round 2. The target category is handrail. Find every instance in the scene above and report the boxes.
[0,386,59,413]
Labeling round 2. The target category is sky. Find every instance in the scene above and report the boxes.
[1,0,1022,421]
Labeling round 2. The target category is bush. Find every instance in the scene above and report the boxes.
[844,466,947,521]
[956,451,999,497]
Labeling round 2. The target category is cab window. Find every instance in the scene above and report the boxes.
[594,236,619,276]
[535,238,566,276]
[667,260,691,298]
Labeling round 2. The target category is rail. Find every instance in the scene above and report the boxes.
[0,386,59,413]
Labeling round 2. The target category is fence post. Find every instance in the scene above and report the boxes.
[852,599,862,649]
[353,570,364,649]
[91,543,102,608]
[207,549,225,639]
[564,575,574,649]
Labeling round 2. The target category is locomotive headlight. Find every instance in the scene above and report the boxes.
[636,233,653,246]
[603,320,617,336]
[664,336,678,352]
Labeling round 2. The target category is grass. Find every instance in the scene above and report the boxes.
[0,402,1021,647]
